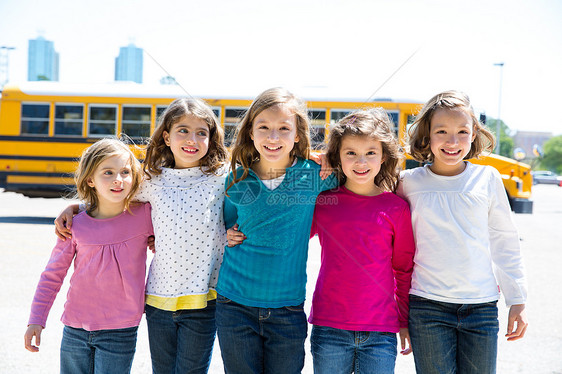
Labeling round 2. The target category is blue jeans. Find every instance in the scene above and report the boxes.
[310,325,397,374]
[215,294,307,374]
[145,301,216,374]
[408,295,499,374]
[60,325,138,374]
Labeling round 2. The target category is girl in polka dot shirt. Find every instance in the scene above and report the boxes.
[55,98,229,374]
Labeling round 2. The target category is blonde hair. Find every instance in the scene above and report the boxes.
[407,90,495,163]
[227,87,311,192]
[143,98,228,177]
[326,108,402,192]
[75,138,142,214]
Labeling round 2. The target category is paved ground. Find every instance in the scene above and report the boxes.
[1,184,561,373]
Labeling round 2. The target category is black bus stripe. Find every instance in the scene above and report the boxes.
[0,155,78,162]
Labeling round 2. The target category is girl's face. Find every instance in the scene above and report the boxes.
[163,115,210,169]
[250,104,299,170]
[429,108,476,176]
[339,135,384,196]
[87,154,133,210]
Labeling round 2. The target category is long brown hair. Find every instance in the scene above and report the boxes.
[75,138,142,214]
[326,108,402,192]
[407,90,495,163]
[143,98,228,178]
[226,87,311,193]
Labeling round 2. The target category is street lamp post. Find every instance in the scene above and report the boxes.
[494,62,504,154]
[0,46,16,87]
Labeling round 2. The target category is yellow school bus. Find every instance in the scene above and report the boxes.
[0,81,532,212]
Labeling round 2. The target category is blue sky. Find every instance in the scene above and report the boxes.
[1,0,561,135]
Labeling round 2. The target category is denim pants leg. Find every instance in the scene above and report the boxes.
[408,295,499,374]
[60,325,138,374]
[456,302,499,374]
[60,326,93,374]
[145,301,217,374]
[215,294,307,374]
[311,325,397,374]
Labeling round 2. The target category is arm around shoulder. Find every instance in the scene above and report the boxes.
[54,203,81,240]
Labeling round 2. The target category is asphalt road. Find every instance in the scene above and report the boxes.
[1,184,561,373]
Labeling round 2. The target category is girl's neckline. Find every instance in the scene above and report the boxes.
[162,166,202,173]
[250,157,298,181]
[250,157,299,179]
[341,185,388,199]
[85,208,128,221]
[425,161,470,179]
[248,157,302,192]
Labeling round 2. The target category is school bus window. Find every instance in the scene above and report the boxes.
[55,104,83,136]
[330,109,351,124]
[387,110,399,136]
[21,103,50,135]
[224,107,246,146]
[406,114,416,136]
[155,106,167,126]
[212,107,221,122]
[122,106,151,139]
[88,106,117,137]
[309,109,326,149]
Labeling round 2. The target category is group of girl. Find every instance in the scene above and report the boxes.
[24,87,528,374]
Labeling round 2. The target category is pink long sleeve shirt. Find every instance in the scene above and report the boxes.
[28,203,154,331]
[309,187,415,332]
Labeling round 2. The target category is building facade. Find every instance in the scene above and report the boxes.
[115,44,143,83]
[513,130,553,159]
[28,37,59,81]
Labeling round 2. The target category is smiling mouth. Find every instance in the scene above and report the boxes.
[111,188,124,193]
[353,169,370,175]
[182,147,198,154]
[264,145,282,151]
[442,149,461,155]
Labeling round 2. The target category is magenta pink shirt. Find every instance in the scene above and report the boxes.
[309,187,415,332]
[28,203,154,331]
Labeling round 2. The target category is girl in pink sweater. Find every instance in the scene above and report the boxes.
[24,138,154,374]
[309,109,415,374]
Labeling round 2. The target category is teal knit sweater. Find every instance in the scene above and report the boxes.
[216,158,337,308]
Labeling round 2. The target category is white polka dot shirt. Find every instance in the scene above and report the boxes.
[135,166,227,302]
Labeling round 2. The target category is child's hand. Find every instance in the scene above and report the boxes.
[24,324,43,352]
[54,204,79,240]
[227,224,246,247]
[148,236,155,253]
[506,304,528,341]
[399,327,412,355]
[310,152,333,180]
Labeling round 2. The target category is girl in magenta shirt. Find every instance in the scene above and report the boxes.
[24,138,154,374]
[309,109,415,374]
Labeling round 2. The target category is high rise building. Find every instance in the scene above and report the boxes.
[115,44,143,83]
[28,37,59,81]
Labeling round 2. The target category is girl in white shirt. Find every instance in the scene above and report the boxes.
[398,90,528,374]
[55,98,228,374]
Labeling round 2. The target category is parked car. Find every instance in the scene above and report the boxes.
[531,171,562,186]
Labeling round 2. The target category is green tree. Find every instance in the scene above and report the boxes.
[485,117,514,158]
[540,135,562,174]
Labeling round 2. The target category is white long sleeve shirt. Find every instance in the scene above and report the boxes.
[398,162,527,306]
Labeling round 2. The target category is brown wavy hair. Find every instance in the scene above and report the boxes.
[326,108,402,192]
[75,138,143,215]
[143,97,228,178]
[407,90,495,163]
[226,87,311,193]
